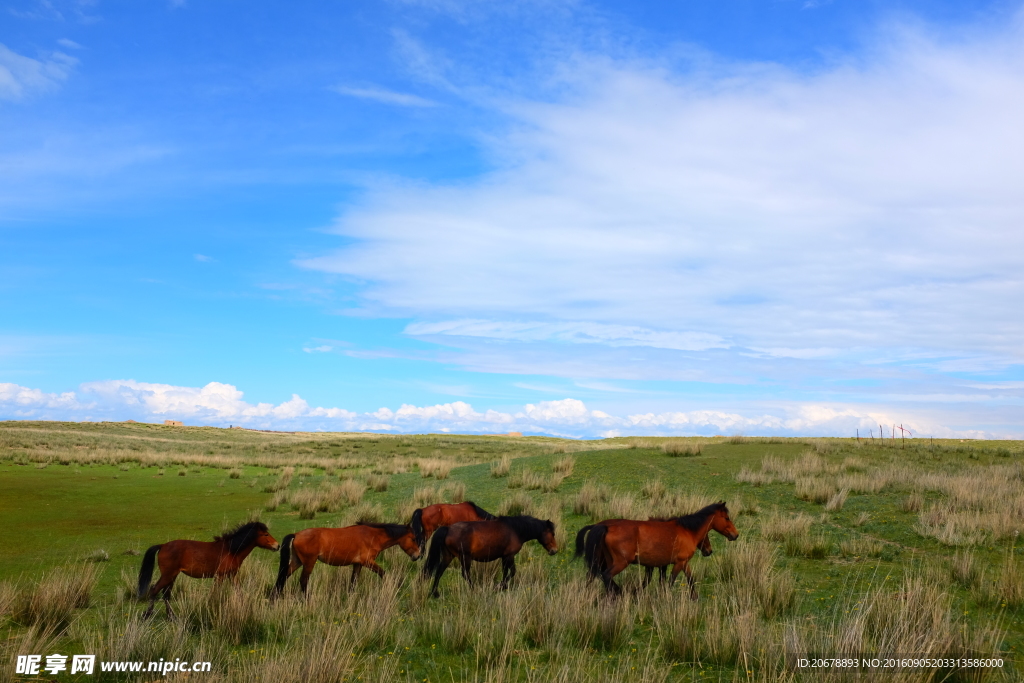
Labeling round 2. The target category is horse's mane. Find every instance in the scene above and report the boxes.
[358,522,410,539]
[465,500,496,520]
[674,502,728,532]
[498,515,551,539]
[216,521,269,554]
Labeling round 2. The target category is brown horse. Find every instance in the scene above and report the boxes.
[573,519,714,587]
[138,521,279,618]
[411,501,494,552]
[424,516,558,597]
[584,502,738,598]
[274,523,421,594]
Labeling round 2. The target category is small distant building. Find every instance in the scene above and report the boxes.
[230,425,246,429]
[164,420,183,427]
[125,420,137,423]
[507,432,523,437]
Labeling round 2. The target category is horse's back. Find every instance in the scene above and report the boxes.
[295,526,382,565]
[447,520,517,562]
[604,520,680,566]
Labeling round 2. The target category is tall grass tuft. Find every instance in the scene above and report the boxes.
[13,565,98,632]
[491,454,511,478]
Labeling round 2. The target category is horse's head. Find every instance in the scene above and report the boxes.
[255,526,280,552]
[397,526,422,561]
[711,503,739,541]
[540,520,559,556]
[698,533,714,557]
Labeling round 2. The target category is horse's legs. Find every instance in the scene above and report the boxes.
[350,564,362,587]
[659,566,668,584]
[499,556,516,590]
[162,578,177,620]
[642,566,654,588]
[602,556,631,596]
[299,556,317,595]
[365,561,385,578]
[459,553,473,586]
[429,554,453,598]
[144,569,179,618]
[670,561,697,600]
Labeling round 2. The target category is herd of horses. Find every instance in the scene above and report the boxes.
[136,499,739,618]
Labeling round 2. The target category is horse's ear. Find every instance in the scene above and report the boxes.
[546,520,555,532]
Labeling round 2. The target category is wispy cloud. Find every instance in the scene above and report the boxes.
[300,20,1024,385]
[406,320,727,351]
[193,253,214,262]
[330,85,437,107]
[0,43,76,101]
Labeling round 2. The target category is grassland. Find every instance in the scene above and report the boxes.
[1,421,1022,682]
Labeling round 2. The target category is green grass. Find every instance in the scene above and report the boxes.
[1,423,1023,681]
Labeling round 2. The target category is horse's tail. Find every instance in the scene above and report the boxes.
[424,526,450,578]
[137,544,162,598]
[274,534,296,593]
[411,508,425,549]
[574,525,595,559]
[583,524,609,578]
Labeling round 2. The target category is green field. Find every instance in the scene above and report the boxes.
[1,422,1022,682]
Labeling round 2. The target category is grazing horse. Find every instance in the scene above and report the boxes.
[411,501,494,552]
[138,521,279,618]
[584,502,738,599]
[573,519,714,587]
[275,523,421,594]
[424,516,558,597]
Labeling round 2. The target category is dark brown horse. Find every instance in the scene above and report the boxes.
[138,521,279,618]
[584,502,738,598]
[411,501,494,552]
[574,518,714,587]
[275,523,421,594]
[424,516,558,597]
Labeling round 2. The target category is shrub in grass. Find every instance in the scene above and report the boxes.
[949,550,982,589]
[838,537,885,558]
[86,549,110,563]
[824,488,849,512]
[228,467,242,479]
[262,467,293,493]
[759,510,813,542]
[497,491,534,516]
[900,492,924,512]
[177,468,187,477]
[572,480,610,517]
[438,480,466,503]
[490,454,511,478]
[418,458,452,480]
[795,477,836,504]
[784,535,832,559]
[366,473,389,492]
[14,565,98,632]
[661,440,702,457]
[551,455,575,476]
[641,479,666,501]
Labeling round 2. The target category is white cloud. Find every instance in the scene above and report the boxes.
[193,253,214,262]
[330,85,437,107]
[299,21,1024,375]
[1,380,1015,438]
[0,43,76,101]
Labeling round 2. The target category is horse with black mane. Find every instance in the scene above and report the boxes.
[411,501,494,552]
[574,518,714,587]
[275,522,421,594]
[424,515,558,597]
[583,502,738,599]
[138,521,279,618]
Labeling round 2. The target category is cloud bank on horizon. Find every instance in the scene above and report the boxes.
[0,380,1001,440]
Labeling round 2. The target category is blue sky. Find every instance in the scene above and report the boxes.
[2,0,1023,438]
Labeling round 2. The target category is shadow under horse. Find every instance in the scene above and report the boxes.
[424,515,558,597]
[138,521,280,618]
